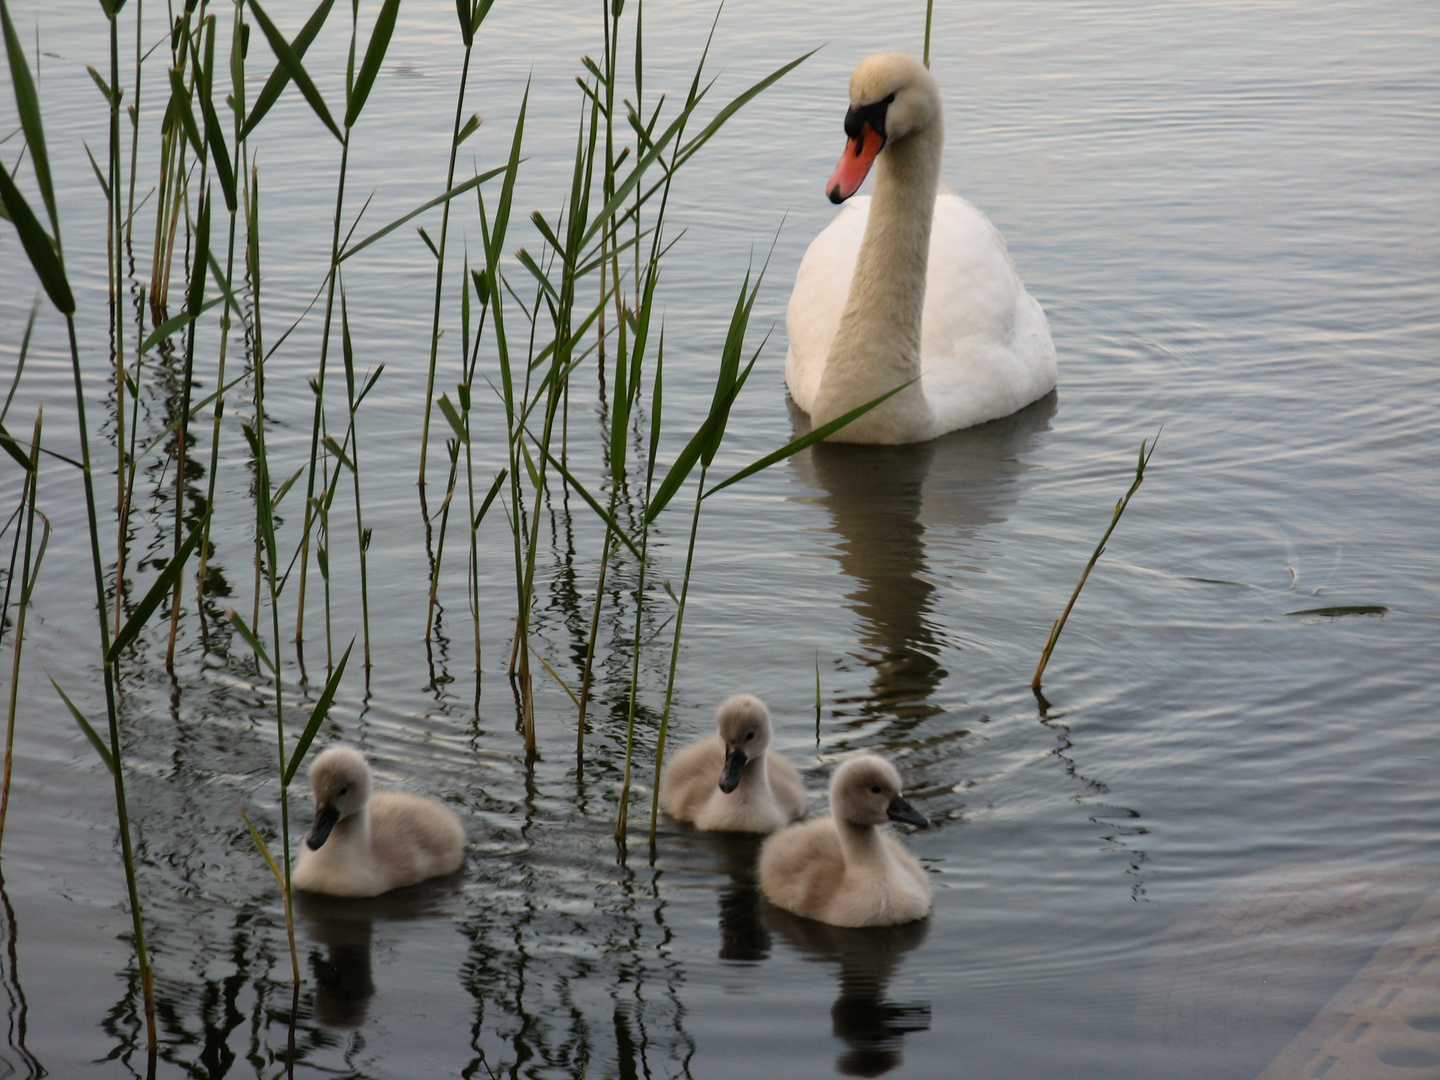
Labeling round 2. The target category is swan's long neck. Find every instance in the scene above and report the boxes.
[837,819,893,871]
[740,752,770,790]
[333,806,372,848]
[813,120,943,444]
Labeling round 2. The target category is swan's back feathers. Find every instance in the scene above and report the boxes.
[757,817,846,916]
[368,791,466,883]
[785,194,1056,437]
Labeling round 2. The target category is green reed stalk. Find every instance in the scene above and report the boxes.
[416,0,494,506]
[457,261,499,677]
[646,459,704,846]
[338,291,379,670]
[292,121,348,648]
[615,336,664,843]
[124,0,142,249]
[196,1,249,626]
[923,0,934,68]
[1031,434,1159,694]
[0,410,45,850]
[235,159,300,892]
[0,0,159,1045]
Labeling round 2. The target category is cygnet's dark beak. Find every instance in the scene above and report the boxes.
[887,793,929,828]
[718,748,748,794]
[306,802,340,850]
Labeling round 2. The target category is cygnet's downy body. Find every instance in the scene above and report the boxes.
[660,694,808,834]
[759,754,931,927]
[292,746,466,898]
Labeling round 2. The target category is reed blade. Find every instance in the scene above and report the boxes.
[283,638,355,785]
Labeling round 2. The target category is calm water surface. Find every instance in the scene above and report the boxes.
[0,1,1437,1076]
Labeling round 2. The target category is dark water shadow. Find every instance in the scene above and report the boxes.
[293,875,463,1030]
[761,904,931,1077]
[786,393,1056,729]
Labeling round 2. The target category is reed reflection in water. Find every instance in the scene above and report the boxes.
[788,394,1056,729]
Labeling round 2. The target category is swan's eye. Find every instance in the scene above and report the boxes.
[745,732,755,742]
[338,786,349,796]
[871,785,882,794]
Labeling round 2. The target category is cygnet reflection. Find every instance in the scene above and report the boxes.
[762,905,931,1077]
[787,393,1055,725]
[707,832,772,962]
[293,876,462,1029]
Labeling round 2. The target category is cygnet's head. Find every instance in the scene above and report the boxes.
[305,745,373,850]
[828,52,942,203]
[715,694,773,794]
[829,754,929,828]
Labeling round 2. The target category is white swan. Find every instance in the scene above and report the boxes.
[660,694,808,833]
[293,746,465,897]
[786,52,1056,445]
[758,754,931,927]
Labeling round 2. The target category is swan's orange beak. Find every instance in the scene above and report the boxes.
[827,122,884,204]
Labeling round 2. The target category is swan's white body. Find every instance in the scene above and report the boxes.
[661,694,807,834]
[786,53,1056,445]
[759,755,931,927]
[293,746,465,898]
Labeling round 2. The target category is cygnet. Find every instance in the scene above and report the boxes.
[659,694,808,833]
[292,745,465,897]
[758,754,930,927]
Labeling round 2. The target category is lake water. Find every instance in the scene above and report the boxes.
[1,1,1437,1077]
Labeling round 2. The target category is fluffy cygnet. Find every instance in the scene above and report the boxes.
[659,694,808,833]
[758,754,931,927]
[292,746,465,898]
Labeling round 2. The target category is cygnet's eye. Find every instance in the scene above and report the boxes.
[745,731,755,742]
[338,785,349,796]
[870,785,883,794]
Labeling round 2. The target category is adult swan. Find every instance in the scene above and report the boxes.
[785,53,1056,445]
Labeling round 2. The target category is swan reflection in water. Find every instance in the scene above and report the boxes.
[293,877,462,1029]
[787,392,1056,726]
[696,832,928,1077]
[763,905,931,1077]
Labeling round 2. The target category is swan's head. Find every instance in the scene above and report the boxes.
[715,693,773,793]
[305,745,373,850]
[829,754,929,828]
[828,52,941,204]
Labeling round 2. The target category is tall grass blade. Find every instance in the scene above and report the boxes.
[345,0,400,129]
[229,610,279,675]
[107,510,210,661]
[0,0,59,234]
[241,0,334,138]
[50,679,116,775]
[0,300,36,424]
[671,49,817,172]
[542,449,642,559]
[138,295,222,355]
[339,165,506,262]
[247,0,342,141]
[0,163,74,314]
[283,637,354,785]
[237,805,300,984]
[704,380,916,499]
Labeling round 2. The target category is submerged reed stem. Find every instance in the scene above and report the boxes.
[1031,433,1159,694]
[0,410,45,851]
